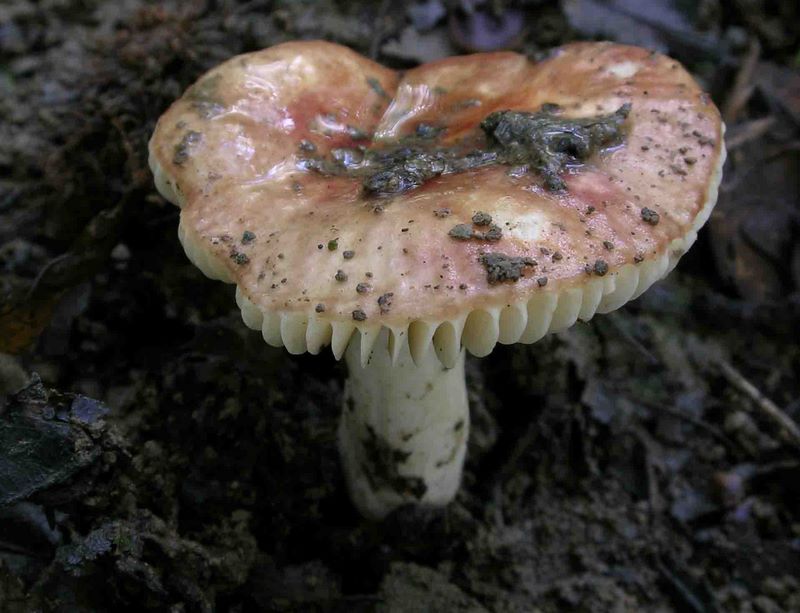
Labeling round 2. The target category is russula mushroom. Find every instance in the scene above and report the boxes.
[149,41,725,519]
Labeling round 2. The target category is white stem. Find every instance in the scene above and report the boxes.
[340,330,469,519]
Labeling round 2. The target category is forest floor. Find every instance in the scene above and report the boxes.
[1,1,799,611]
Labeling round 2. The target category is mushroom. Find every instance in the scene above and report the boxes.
[149,41,725,519]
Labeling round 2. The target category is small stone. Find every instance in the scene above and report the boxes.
[593,259,609,276]
[173,130,202,165]
[479,252,536,284]
[230,251,249,265]
[352,309,367,321]
[641,207,660,225]
[335,270,348,282]
[111,243,131,261]
[415,123,442,139]
[449,224,473,240]
[472,211,492,226]
[377,292,394,313]
[479,224,503,241]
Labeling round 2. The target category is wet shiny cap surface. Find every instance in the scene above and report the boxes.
[149,40,723,332]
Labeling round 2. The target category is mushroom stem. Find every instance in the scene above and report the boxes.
[340,330,469,519]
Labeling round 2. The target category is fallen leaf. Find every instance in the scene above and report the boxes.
[382,26,456,64]
[0,376,111,505]
[562,0,721,60]
[0,292,64,354]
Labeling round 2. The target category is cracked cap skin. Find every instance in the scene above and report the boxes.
[149,40,725,363]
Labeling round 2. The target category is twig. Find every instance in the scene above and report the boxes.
[632,426,663,519]
[490,481,505,528]
[0,541,52,559]
[724,116,776,151]
[368,0,391,60]
[606,312,659,365]
[494,418,539,483]
[753,459,800,478]
[717,358,800,446]
[25,252,73,301]
[656,557,716,613]
[722,38,760,124]
[630,396,737,450]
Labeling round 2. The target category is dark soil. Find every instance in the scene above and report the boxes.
[1,1,799,611]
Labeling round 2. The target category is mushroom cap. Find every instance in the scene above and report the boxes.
[149,41,724,366]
